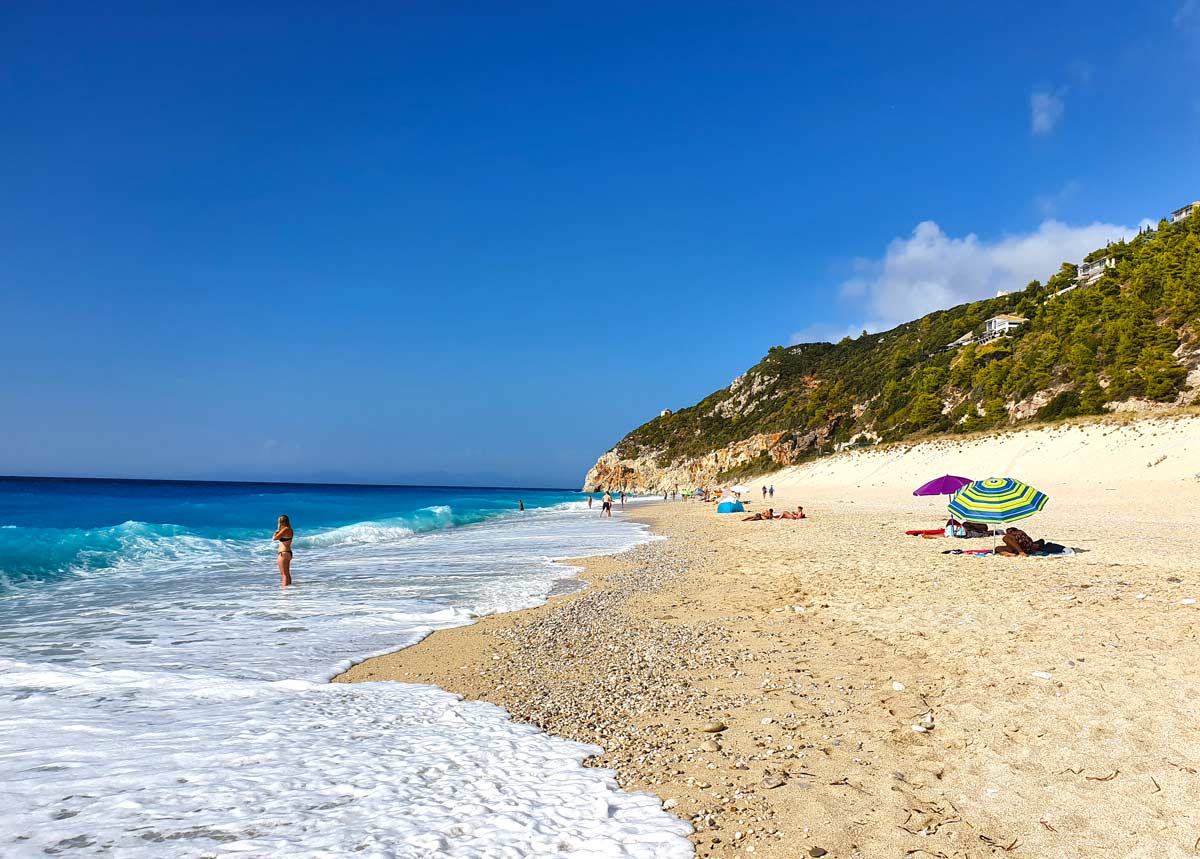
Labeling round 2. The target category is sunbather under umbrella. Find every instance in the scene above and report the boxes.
[947,477,1050,552]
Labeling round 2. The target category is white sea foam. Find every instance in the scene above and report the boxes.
[0,504,689,857]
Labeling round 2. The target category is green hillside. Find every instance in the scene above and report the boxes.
[614,211,1200,468]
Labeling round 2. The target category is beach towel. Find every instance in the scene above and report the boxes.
[943,546,1075,557]
[906,529,944,536]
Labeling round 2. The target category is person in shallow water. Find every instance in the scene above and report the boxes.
[272,515,294,586]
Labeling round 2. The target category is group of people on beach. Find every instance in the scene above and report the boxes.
[271,486,634,588]
[742,506,805,521]
[269,488,1054,590]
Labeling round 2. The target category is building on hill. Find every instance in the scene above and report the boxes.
[982,314,1027,340]
[659,409,673,417]
[1077,255,1115,285]
[1172,201,1199,223]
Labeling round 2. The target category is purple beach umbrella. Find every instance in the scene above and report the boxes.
[913,474,973,497]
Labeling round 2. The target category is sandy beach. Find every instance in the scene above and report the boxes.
[338,416,1200,858]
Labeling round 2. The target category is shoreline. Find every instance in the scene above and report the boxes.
[336,504,763,849]
[340,428,1200,858]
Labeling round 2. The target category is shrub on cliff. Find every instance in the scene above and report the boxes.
[606,211,1200,466]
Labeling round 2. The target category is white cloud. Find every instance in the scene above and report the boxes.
[1030,89,1065,135]
[839,218,1147,331]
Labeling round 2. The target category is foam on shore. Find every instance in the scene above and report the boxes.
[0,501,692,858]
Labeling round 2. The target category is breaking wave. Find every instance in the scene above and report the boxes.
[0,504,524,589]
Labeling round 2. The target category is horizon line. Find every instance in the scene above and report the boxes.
[0,473,582,493]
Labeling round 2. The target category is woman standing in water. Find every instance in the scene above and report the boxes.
[272,515,294,586]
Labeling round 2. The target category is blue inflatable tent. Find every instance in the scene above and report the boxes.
[716,500,745,514]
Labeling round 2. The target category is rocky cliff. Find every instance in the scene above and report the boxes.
[582,212,1200,492]
[582,404,872,492]
[583,432,795,494]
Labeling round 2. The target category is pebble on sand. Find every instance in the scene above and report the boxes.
[891,681,905,691]
[761,770,787,789]
[700,721,727,733]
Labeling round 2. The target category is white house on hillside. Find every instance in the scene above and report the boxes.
[983,314,1027,338]
[1172,201,1198,223]
[1077,255,1115,285]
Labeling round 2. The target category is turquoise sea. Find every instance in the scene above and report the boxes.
[0,477,690,858]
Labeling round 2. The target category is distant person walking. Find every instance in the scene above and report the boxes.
[518,499,524,511]
[762,486,767,499]
[619,491,626,506]
[272,515,294,587]
[769,485,775,499]
[601,491,613,518]
[587,494,593,509]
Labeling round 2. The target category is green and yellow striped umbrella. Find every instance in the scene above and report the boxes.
[947,477,1049,524]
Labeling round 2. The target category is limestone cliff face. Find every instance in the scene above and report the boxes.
[582,429,829,492]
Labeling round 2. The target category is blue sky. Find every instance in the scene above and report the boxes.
[2,2,1198,487]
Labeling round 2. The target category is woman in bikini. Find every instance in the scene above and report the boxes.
[272,515,294,586]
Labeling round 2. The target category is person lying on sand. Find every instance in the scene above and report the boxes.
[994,527,1046,557]
[963,521,993,537]
[780,506,806,519]
[742,508,775,521]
